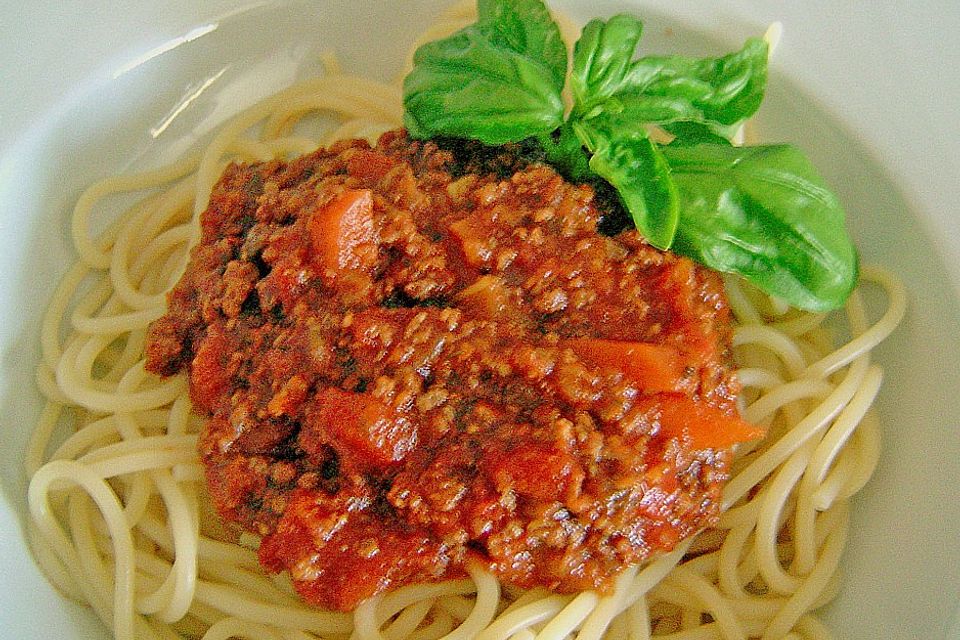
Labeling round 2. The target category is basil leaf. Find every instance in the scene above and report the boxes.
[664,143,858,311]
[571,15,644,113]
[403,0,566,144]
[571,16,767,132]
[478,0,568,92]
[627,38,769,127]
[662,121,734,146]
[574,114,679,249]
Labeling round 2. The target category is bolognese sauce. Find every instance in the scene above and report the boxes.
[145,130,761,611]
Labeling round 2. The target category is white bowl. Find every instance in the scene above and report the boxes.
[1,1,958,638]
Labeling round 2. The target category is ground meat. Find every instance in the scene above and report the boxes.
[145,130,759,611]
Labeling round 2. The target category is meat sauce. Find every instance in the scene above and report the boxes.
[145,130,761,611]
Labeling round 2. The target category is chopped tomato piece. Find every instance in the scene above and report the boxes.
[301,389,417,470]
[484,444,576,501]
[564,338,682,394]
[449,218,492,267]
[654,394,764,450]
[309,188,376,271]
[456,275,523,321]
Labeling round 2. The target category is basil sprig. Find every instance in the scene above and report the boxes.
[403,0,858,311]
[403,0,566,144]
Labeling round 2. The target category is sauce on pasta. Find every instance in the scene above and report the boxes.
[144,131,762,610]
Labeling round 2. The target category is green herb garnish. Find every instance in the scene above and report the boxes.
[403,0,858,311]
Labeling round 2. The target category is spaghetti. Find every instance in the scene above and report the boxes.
[26,3,905,639]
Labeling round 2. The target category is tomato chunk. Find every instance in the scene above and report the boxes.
[564,338,682,394]
[309,189,376,272]
[484,444,576,501]
[653,394,764,450]
[301,389,417,470]
[449,217,492,267]
[456,275,524,322]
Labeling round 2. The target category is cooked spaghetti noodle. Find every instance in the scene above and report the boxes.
[26,3,905,639]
